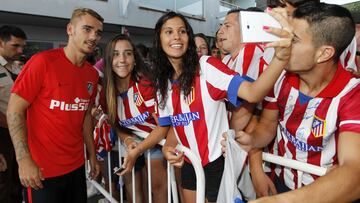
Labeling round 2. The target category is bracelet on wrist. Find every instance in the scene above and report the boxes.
[123,136,134,145]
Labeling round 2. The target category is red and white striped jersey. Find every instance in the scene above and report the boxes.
[117,79,156,139]
[340,37,358,72]
[222,43,273,81]
[263,63,360,189]
[157,56,245,166]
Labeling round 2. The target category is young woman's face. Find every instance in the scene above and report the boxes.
[160,17,189,61]
[112,40,135,79]
[195,36,208,57]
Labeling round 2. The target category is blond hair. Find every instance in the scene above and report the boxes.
[70,8,104,23]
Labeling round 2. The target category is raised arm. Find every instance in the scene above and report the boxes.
[237,9,293,103]
[7,93,44,189]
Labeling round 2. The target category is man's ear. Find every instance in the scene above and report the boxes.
[315,45,335,64]
[67,23,73,36]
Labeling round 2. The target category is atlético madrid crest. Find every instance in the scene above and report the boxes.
[87,82,94,95]
[183,87,195,105]
[133,92,144,106]
[311,115,326,138]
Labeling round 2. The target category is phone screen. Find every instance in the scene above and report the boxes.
[113,167,125,174]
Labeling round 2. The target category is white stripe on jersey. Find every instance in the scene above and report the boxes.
[222,44,272,80]
[340,37,357,71]
[340,120,360,126]
[117,85,156,139]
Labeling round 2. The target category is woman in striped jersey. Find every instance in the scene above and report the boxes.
[152,11,293,203]
[104,34,168,203]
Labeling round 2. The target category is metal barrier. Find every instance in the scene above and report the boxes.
[86,139,205,203]
[262,152,327,188]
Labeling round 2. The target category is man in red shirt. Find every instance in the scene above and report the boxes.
[7,8,103,203]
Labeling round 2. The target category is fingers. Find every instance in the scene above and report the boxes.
[222,132,228,139]
[267,7,291,29]
[127,142,137,150]
[163,148,185,167]
[118,156,134,176]
[221,139,227,156]
[265,37,292,50]
[269,181,277,195]
[235,131,253,152]
[89,163,100,180]
[221,132,229,156]
[21,174,43,189]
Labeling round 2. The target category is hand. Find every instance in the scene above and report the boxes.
[346,67,360,76]
[88,154,100,180]
[251,170,277,197]
[0,154,7,172]
[264,7,294,62]
[18,157,44,189]
[234,131,253,152]
[91,105,103,120]
[162,146,184,168]
[118,145,141,176]
[221,132,228,156]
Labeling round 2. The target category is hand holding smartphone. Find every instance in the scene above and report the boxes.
[113,166,125,175]
[239,11,282,43]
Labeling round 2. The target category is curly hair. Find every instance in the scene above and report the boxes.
[151,11,199,108]
[104,34,150,126]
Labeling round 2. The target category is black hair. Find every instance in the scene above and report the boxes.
[151,11,198,108]
[267,0,320,8]
[227,8,245,15]
[136,43,149,60]
[245,7,263,12]
[293,3,355,61]
[0,25,27,42]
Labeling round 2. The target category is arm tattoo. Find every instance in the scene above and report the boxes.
[7,112,30,161]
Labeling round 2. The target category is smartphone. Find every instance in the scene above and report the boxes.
[239,11,282,43]
[113,167,125,174]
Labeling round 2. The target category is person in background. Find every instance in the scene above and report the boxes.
[215,29,228,59]
[7,8,103,203]
[0,24,26,203]
[194,33,210,57]
[210,44,221,59]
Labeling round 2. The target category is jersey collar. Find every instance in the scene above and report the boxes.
[287,62,354,98]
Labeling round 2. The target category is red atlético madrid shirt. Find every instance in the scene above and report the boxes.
[12,48,98,178]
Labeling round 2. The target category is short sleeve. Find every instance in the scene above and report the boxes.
[12,54,46,103]
[338,85,360,134]
[201,56,246,107]
[137,79,156,114]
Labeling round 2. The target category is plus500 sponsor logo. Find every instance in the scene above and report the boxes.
[49,98,89,111]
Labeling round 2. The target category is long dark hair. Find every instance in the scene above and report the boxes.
[104,34,149,126]
[151,11,198,108]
